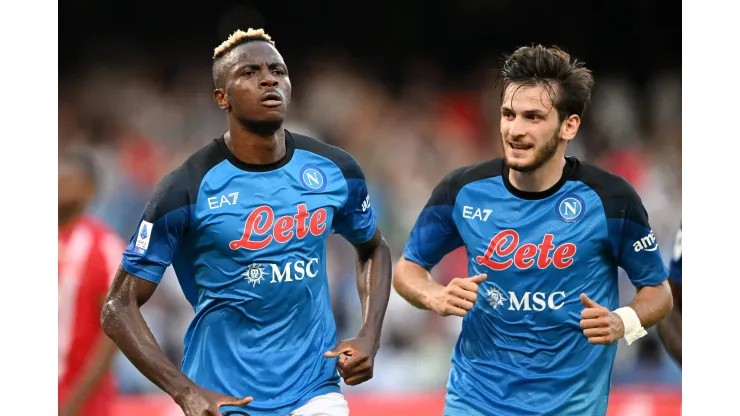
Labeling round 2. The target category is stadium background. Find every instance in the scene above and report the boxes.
[59,0,682,414]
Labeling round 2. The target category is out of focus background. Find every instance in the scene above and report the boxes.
[59,0,681,414]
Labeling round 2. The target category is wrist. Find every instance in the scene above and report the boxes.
[421,282,445,313]
[613,306,647,345]
[357,327,381,352]
[170,382,198,406]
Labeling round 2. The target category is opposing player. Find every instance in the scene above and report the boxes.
[658,222,682,366]
[59,148,122,416]
[101,29,392,416]
[393,45,673,416]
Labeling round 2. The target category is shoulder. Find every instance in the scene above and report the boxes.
[289,130,364,180]
[145,139,226,221]
[427,158,503,207]
[569,158,646,222]
[444,158,503,189]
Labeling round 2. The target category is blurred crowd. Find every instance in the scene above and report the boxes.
[59,49,682,395]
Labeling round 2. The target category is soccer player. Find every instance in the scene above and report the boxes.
[101,29,392,416]
[59,148,122,416]
[658,222,682,366]
[392,45,674,416]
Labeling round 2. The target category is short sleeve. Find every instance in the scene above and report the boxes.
[606,185,669,288]
[121,170,191,284]
[668,223,682,284]
[331,157,377,245]
[403,170,464,270]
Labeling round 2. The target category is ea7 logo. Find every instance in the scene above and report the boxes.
[361,194,371,212]
[208,192,239,209]
[633,230,658,252]
[463,206,492,221]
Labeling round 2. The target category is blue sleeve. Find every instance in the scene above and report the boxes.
[606,189,668,288]
[668,223,682,283]
[332,161,377,245]
[121,171,191,284]
[403,172,464,270]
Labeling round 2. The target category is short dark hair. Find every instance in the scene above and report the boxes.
[498,45,595,120]
[212,28,276,89]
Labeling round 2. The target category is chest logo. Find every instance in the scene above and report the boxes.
[300,165,327,192]
[229,204,328,251]
[556,194,585,223]
[476,229,577,271]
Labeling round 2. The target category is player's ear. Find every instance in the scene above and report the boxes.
[214,88,230,111]
[559,114,581,141]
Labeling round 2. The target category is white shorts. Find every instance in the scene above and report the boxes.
[288,392,350,416]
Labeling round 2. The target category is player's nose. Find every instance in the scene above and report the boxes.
[508,117,526,137]
[259,76,279,88]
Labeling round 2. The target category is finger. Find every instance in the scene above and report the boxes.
[456,276,486,292]
[448,296,475,311]
[587,336,613,345]
[339,353,369,373]
[324,342,354,358]
[580,308,607,320]
[583,327,612,338]
[218,395,253,407]
[345,371,373,386]
[443,305,469,317]
[580,293,600,308]
[469,273,488,284]
[449,286,478,303]
[580,317,609,329]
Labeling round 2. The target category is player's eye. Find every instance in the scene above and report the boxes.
[502,112,515,120]
[243,71,255,77]
[273,69,286,76]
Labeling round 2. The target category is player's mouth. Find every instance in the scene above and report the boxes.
[508,142,533,156]
[260,91,283,108]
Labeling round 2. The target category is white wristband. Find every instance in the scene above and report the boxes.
[613,307,647,345]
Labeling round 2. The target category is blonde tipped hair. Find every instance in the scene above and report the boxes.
[213,28,275,59]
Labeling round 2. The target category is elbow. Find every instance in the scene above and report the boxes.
[663,282,673,315]
[99,297,120,339]
[392,258,411,295]
[660,280,674,318]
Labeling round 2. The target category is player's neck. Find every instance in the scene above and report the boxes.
[224,123,286,165]
[508,156,567,193]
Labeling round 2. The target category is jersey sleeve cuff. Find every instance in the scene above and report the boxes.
[121,257,165,284]
[402,247,434,271]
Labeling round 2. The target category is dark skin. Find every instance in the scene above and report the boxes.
[657,279,682,366]
[213,40,292,165]
[102,39,392,416]
[324,228,392,385]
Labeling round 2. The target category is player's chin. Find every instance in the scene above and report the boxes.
[504,153,537,172]
[256,106,287,120]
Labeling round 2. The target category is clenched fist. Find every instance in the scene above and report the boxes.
[430,274,487,317]
[579,293,625,345]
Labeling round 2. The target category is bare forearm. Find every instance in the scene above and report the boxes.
[101,300,196,402]
[629,280,673,328]
[62,335,117,408]
[657,309,682,365]
[355,238,392,348]
[392,258,444,311]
